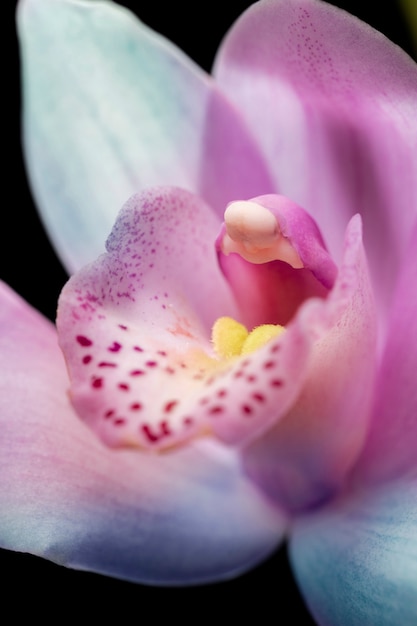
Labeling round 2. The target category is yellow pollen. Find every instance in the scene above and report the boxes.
[212,316,285,359]
[241,324,285,355]
[211,317,248,359]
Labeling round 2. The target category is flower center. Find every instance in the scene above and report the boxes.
[57,189,338,453]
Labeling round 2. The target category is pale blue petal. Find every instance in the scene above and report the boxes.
[290,479,417,626]
[17,0,272,273]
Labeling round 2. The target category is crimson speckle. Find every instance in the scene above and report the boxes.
[104,409,114,418]
[130,402,142,411]
[114,418,126,425]
[92,377,103,389]
[146,361,158,368]
[234,371,243,378]
[183,417,194,426]
[264,360,276,369]
[133,346,144,352]
[271,378,284,387]
[161,421,171,436]
[118,383,130,391]
[76,335,92,347]
[141,424,159,443]
[165,367,175,374]
[247,375,257,382]
[242,404,253,415]
[99,361,117,368]
[157,350,167,357]
[108,342,122,352]
[217,389,227,398]
[119,324,128,330]
[209,406,224,416]
[252,392,265,403]
[164,400,178,413]
[82,355,92,364]
[270,344,281,353]
[130,369,145,376]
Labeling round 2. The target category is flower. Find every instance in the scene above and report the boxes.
[3,0,417,623]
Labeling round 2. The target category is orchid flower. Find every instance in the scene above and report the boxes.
[3,0,417,622]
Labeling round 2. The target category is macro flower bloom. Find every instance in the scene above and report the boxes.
[2,0,417,623]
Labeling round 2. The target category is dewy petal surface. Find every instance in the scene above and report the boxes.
[290,478,417,626]
[18,0,273,273]
[214,0,417,320]
[0,281,286,584]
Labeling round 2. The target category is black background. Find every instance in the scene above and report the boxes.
[3,1,415,621]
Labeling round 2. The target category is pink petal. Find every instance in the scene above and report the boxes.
[214,0,417,320]
[241,214,377,512]
[352,216,417,486]
[0,281,286,584]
